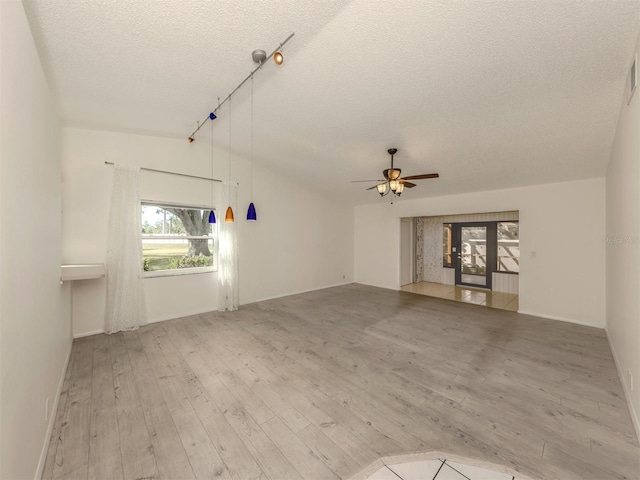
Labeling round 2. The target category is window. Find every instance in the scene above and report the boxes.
[497,221,519,273]
[443,223,452,267]
[141,203,216,276]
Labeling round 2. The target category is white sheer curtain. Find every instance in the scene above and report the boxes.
[218,183,239,311]
[104,164,147,333]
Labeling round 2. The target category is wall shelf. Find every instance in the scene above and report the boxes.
[61,264,105,282]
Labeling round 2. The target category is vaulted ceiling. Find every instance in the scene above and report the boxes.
[23,0,640,204]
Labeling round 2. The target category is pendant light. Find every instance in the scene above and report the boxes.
[247,74,257,221]
[225,97,234,223]
[208,114,216,224]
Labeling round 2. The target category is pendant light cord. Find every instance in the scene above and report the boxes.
[228,96,232,205]
[211,122,214,210]
[250,75,254,201]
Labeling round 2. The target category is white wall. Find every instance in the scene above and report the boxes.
[0,2,71,478]
[606,33,640,439]
[355,178,606,327]
[62,127,354,336]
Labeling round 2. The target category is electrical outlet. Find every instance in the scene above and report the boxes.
[628,370,633,391]
[45,397,50,422]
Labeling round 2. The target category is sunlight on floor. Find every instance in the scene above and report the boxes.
[401,281,518,312]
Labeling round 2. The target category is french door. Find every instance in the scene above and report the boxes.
[453,222,496,289]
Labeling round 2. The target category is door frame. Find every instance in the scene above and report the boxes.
[453,221,496,289]
[399,218,414,286]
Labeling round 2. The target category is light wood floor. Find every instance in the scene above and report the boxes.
[401,282,519,312]
[42,284,639,480]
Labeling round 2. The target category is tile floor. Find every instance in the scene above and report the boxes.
[367,458,520,480]
[400,281,518,311]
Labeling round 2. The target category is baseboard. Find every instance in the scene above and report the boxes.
[35,341,73,480]
[516,310,604,329]
[73,328,104,338]
[605,327,640,443]
[73,282,355,338]
[253,281,353,304]
[145,306,221,325]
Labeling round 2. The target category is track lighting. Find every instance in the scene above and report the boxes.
[252,49,267,64]
[187,32,295,142]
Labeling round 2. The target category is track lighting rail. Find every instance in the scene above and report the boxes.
[188,32,295,142]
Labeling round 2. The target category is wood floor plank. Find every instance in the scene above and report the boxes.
[137,325,194,417]
[43,285,640,480]
[123,331,196,480]
[260,416,339,479]
[201,411,266,480]
[110,333,158,480]
[42,341,77,480]
[87,334,123,480]
[87,406,122,480]
[52,336,94,478]
[173,410,232,480]
[205,381,303,480]
[297,424,362,478]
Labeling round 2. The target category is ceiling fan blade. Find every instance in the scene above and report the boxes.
[351,179,385,183]
[401,173,439,180]
[401,181,417,188]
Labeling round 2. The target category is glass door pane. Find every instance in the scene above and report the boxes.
[460,225,488,286]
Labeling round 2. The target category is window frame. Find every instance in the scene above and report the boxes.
[496,220,519,275]
[443,223,453,268]
[141,201,218,278]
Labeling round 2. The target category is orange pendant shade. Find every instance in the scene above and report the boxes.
[225,206,234,223]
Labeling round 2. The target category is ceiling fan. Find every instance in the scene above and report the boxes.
[352,148,439,197]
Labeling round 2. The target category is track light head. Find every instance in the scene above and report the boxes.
[274,51,284,65]
[252,49,267,64]
[188,136,194,143]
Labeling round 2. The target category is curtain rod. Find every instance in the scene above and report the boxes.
[188,32,295,142]
[104,162,222,183]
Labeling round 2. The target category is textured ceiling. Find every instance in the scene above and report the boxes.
[23,0,640,205]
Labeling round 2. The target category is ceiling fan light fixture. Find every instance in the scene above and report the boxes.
[377,183,387,196]
[389,179,399,192]
[396,182,405,195]
[388,169,401,180]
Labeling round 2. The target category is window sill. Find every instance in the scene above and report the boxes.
[144,267,216,279]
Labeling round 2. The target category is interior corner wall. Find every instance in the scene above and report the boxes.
[62,127,354,337]
[605,31,640,439]
[354,177,606,328]
[0,2,71,479]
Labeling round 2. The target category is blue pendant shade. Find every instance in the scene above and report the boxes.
[208,210,216,224]
[247,202,257,221]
